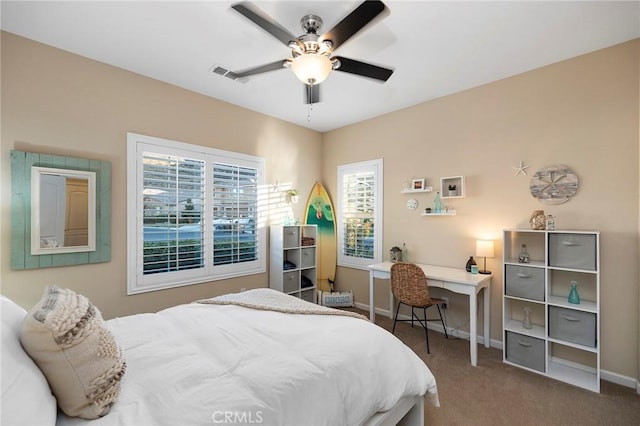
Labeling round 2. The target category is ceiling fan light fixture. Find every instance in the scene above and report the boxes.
[291,54,332,85]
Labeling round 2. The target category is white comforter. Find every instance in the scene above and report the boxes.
[57,292,438,426]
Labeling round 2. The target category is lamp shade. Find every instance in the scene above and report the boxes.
[291,54,332,84]
[476,240,494,258]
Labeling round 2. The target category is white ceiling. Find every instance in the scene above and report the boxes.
[2,1,639,132]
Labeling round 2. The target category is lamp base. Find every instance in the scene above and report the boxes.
[478,256,491,275]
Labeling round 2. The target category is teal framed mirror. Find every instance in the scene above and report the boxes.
[11,150,111,269]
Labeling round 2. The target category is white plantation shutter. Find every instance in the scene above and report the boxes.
[142,153,205,275]
[337,159,383,268]
[127,133,265,294]
[212,162,259,266]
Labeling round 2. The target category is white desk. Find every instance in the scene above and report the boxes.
[367,262,491,366]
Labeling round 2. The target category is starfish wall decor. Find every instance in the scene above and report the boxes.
[512,161,529,176]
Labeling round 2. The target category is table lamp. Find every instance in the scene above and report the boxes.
[475,240,494,275]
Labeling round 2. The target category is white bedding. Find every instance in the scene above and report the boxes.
[57,291,438,426]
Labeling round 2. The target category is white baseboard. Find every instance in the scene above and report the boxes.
[356,302,638,392]
[600,369,640,391]
[355,301,391,318]
[354,301,502,349]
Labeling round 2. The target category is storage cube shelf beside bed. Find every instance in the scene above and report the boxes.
[270,225,317,302]
[502,229,600,392]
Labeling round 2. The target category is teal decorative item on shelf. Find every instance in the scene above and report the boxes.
[434,192,442,213]
[568,281,581,304]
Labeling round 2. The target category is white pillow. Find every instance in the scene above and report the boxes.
[1,295,57,426]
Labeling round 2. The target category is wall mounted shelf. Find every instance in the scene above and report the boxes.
[401,187,433,194]
[421,210,456,216]
[441,176,465,199]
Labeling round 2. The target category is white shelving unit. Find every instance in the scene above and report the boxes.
[502,229,600,392]
[270,225,317,303]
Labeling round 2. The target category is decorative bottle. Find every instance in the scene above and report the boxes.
[568,281,580,304]
[434,192,442,213]
[518,244,530,263]
[523,306,533,330]
[402,243,408,263]
[465,256,477,272]
[546,215,555,230]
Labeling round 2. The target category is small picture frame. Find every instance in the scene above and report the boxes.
[411,178,425,190]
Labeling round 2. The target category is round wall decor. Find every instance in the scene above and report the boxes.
[530,164,578,205]
[406,198,418,210]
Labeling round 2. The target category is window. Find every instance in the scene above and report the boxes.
[127,133,265,294]
[337,159,383,269]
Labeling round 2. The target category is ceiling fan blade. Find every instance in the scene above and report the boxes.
[233,60,288,78]
[304,84,320,104]
[232,2,297,46]
[333,56,393,82]
[319,0,387,50]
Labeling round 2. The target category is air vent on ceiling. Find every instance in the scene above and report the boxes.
[211,65,244,82]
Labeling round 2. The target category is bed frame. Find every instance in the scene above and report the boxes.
[365,395,425,426]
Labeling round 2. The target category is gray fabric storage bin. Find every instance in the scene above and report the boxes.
[506,331,545,372]
[300,247,315,268]
[283,227,300,249]
[300,289,315,303]
[283,271,299,293]
[548,306,597,347]
[548,233,597,271]
[505,265,545,301]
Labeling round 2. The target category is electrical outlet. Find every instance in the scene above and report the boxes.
[441,296,449,310]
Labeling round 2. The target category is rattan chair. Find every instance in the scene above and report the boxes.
[390,262,449,353]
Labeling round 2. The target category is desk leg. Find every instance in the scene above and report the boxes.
[369,271,375,323]
[483,285,490,348]
[469,291,478,367]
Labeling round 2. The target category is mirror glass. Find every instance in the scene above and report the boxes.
[31,166,96,255]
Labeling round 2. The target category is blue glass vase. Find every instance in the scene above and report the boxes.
[568,281,580,304]
[434,192,442,213]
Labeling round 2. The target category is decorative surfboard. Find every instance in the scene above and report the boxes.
[304,182,337,293]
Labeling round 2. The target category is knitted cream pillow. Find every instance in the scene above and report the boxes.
[20,285,126,419]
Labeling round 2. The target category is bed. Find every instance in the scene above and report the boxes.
[1,287,438,426]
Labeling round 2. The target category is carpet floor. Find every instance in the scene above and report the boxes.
[361,309,640,426]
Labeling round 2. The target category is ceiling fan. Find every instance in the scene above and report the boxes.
[214,0,394,104]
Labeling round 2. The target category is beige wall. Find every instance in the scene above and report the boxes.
[0,32,322,318]
[323,40,640,381]
[2,31,638,383]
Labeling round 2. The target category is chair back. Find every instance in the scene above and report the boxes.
[390,262,433,306]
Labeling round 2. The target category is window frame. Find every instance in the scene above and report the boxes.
[127,133,266,294]
[336,159,383,269]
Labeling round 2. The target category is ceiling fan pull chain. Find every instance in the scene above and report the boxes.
[307,84,313,121]
[307,103,314,122]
